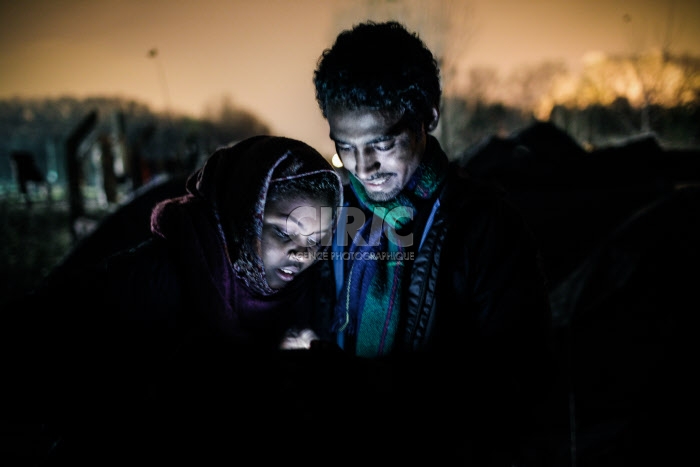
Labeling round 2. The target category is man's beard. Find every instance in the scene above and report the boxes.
[365,184,401,202]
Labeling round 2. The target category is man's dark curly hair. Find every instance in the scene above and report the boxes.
[313,21,441,134]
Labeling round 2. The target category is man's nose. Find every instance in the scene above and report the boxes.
[354,149,380,177]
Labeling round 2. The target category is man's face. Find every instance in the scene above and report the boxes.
[327,107,426,202]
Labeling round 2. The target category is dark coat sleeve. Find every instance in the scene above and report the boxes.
[5,236,183,415]
[436,175,556,459]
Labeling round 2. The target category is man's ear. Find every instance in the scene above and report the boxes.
[426,106,440,132]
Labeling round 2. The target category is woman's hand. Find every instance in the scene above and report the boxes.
[279,327,319,350]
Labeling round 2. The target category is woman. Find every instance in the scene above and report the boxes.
[104,135,343,355]
[24,135,341,400]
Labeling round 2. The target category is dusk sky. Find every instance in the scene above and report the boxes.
[2,0,699,156]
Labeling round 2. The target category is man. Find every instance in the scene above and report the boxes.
[313,20,555,464]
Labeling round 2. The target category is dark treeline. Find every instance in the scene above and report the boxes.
[3,94,699,197]
[441,95,700,159]
[0,96,270,189]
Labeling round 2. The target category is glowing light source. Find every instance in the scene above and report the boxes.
[331,153,343,168]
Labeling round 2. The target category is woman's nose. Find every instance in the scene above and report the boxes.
[288,244,316,264]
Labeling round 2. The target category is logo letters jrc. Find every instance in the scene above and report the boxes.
[334,206,414,248]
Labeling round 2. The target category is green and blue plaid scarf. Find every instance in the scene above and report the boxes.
[336,139,447,357]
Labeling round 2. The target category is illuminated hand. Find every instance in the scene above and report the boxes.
[279,328,319,350]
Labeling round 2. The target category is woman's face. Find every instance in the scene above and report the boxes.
[261,195,334,290]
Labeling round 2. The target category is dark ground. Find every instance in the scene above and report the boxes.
[1,199,75,309]
[0,197,112,311]
[0,198,78,465]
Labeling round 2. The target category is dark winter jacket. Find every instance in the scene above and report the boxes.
[328,136,554,463]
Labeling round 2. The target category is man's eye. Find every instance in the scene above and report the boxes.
[375,141,394,151]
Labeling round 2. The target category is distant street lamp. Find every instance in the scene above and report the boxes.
[148,48,172,116]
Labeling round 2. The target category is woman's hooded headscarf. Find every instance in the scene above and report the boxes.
[149,135,342,342]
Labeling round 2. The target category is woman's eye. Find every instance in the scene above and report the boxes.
[275,229,291,241]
